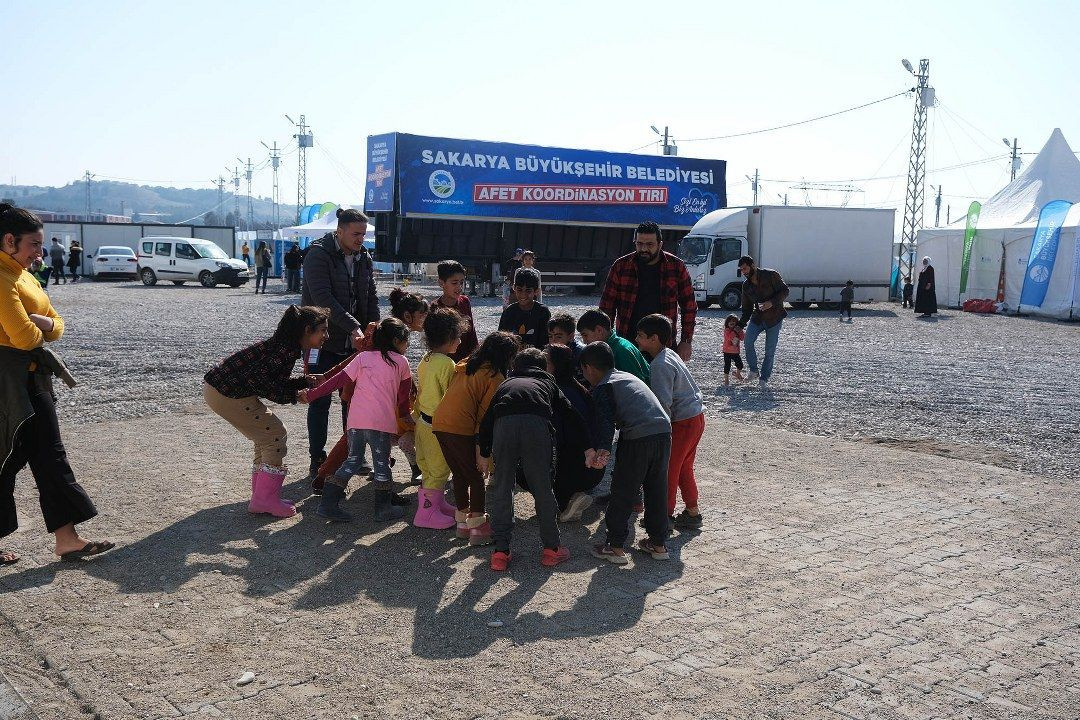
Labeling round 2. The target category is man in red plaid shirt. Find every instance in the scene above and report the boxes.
[600,221,697,361]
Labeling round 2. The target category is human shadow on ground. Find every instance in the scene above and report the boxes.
[713,385,780,412]
[0,479,687,660]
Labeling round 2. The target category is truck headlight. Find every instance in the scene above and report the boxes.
[693,273,705,290]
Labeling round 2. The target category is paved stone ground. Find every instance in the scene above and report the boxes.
[2,404,1078,719]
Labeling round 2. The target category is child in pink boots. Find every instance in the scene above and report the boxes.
[432,331,521,545]
[203,306,330,519]
[413,307,467,529]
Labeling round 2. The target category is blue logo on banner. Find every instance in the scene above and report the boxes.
[1020,199,1073,308]
[364,133,726,227]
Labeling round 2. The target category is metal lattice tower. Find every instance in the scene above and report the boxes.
[899,58,932,288]
[213,176,226,223]
[262,141,282,232]
[230,166,242,228]
[287,114,313,222]
[238,157,254,231]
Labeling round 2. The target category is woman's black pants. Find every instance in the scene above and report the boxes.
[1,374,97,538]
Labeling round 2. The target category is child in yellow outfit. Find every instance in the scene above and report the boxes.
[413,307,466,529]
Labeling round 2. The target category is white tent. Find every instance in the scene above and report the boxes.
[916,128,1080,319]
[280,208,341,238]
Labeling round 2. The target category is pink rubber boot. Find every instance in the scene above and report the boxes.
[414,488,455,529]
[434,488,457,519]
[249,467,297,518]
[252,466,292,505]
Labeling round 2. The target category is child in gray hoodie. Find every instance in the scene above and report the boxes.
[579,341,671,564]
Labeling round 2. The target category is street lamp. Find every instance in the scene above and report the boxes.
[901,58,914,74]
[650,125,676,156]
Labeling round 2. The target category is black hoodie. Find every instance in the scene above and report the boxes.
[477,368,588,457]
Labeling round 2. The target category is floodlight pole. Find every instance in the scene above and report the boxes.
[898,58,931,294]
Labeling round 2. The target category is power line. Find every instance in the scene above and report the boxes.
[679,90,911,143]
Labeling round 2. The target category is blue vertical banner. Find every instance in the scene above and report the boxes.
[1020,199,1073,308]
[365,133,397,212]
[1071,222,1080,317]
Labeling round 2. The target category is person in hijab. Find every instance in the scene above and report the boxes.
[914,256,937,317]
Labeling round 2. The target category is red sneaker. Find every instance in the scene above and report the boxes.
[540,546,570,567]
[490,550,512,571]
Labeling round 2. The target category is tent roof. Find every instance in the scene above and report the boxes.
[944,128,1080,229]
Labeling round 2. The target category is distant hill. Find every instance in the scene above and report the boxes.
[0,179,299,228]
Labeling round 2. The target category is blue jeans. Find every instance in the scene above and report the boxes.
[744,319,783,381]
[336,429,391,484]
[255,266,270,291]
[284,268,300,292]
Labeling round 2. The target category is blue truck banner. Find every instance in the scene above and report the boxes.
[1020,199,1073,308]
[365,133,397,212]
[364,132,726,227]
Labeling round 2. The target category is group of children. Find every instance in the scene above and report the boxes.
[203,259,708,570]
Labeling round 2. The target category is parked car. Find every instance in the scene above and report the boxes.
[136,237,250,288]
[88,245,139,280]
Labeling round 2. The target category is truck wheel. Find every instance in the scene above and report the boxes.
[199,271,218,288]
[141,268,158,286]
[720,286,742,310]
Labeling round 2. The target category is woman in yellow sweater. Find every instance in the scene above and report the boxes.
[0,204,112,564]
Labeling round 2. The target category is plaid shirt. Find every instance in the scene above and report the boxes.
[599,251,697,345]
[204,338,307,404]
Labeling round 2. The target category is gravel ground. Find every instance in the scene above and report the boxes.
[43,276,1079,478]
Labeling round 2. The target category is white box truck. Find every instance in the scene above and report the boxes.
[677,205,896,309]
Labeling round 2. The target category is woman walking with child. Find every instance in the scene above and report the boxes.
[203,305,330,519]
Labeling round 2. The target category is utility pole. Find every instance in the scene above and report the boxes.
[650,125,677,156]
[747,169,760,205]
[213,176,226,221]
[287,114,313,223]
[229,165,241,229]
[898,57,933,293]
[238,157,254,232]
[1003,137,1020,181]
[934,185,942,226]
[262,141,282,232]
[84,171,94,219]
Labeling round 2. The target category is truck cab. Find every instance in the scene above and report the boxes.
[678,207,748,309]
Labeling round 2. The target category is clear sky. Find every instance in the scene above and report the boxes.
[4,0,1078,224]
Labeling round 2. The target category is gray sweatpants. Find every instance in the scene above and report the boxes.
[489,414,560,554]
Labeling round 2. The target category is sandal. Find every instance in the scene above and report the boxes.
[1,550,18,565]
[58,540,116,561]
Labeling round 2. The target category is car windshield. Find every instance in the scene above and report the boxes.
[193,242,228,260]
[677,236,711,266]
[100,247,135,256]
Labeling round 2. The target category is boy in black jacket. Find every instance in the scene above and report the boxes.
[478,348,596,571]
[497,267,550,348]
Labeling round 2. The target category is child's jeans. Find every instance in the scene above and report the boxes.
[333,429,393,486]
[488,414,560,553]
[605,432,671,548]
[668,414,704,515]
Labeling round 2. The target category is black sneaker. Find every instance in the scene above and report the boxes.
[673,510,703,529]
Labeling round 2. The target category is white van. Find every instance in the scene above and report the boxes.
[137,237,251,288]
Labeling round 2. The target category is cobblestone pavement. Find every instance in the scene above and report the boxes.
[1,404,1077,719]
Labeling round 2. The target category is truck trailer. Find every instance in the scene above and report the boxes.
[363,132,728,291]
[678,205,896,309]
